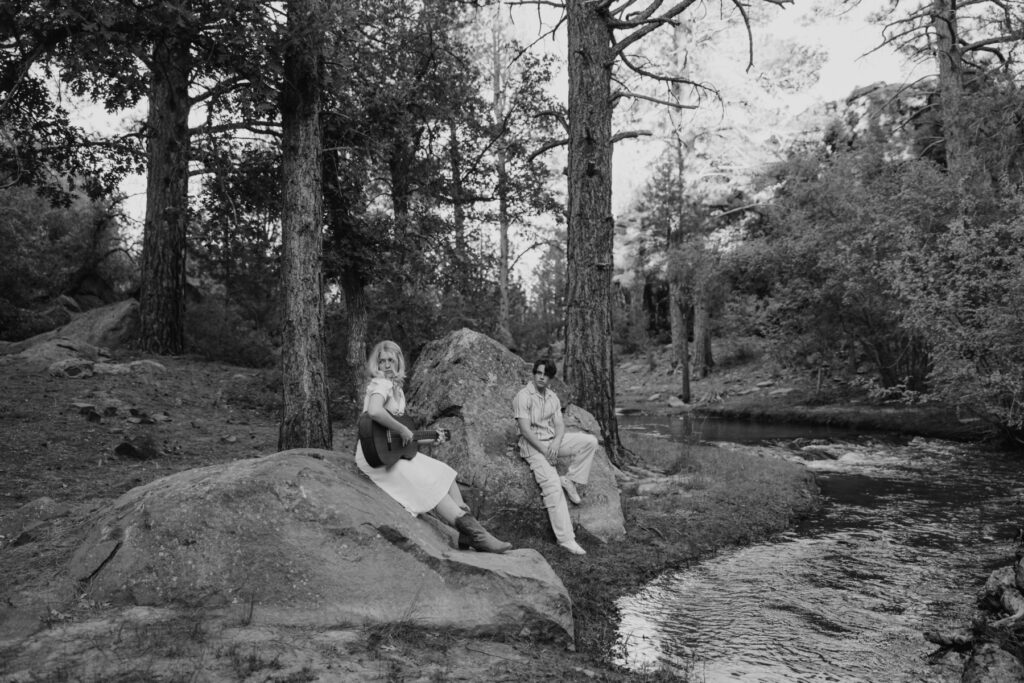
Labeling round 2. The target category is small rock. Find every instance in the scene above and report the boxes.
[79,405,102,422]
[114,439,164,461]
[48,359,95,378]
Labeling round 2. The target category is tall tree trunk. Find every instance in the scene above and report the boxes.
[932,0,968,180]
[138,35,190,354]
[691,288,714,379]
[494,146,514,349]
[341,275,368,371]
[670,283,691,402]
[278,0,330,450]
[491,18,513,349]
[341,271,369,412]
[389,138,415,222]
[448,119,468,257]
[565,0,622,464]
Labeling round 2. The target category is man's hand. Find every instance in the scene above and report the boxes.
[546,439,562,459]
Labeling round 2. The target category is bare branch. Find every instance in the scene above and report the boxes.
[190,121,281,138]
[618,50,704,90]
[507,2,568,57]
[535,107,569,132]
[191,76,252,106]
[610,129,652,143]
[511,238,561,270]
[709,202,767,219]
[616,90,697,109]
[613,0,700,56]
[961,32,1024,53]
[528,137,568,162]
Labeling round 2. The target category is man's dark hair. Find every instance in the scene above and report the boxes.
[532,359,557,378]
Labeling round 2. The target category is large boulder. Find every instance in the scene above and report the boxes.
[67,450,572,642]
[0,299,138,359]
[406,328,625,543]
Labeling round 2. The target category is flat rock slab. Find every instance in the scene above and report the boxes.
[64,450,573,642]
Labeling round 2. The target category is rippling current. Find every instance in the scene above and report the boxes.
[616,429,1024,682]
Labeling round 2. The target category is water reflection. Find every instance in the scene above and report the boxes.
[617,434,1024,682]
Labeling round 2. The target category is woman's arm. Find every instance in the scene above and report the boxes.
[365,393,414,444]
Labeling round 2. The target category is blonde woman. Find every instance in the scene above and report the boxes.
[355,340,511,553]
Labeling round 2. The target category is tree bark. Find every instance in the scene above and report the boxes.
[448,118,468,257]
[932,0,968,180]
[278,0,331,450]
[490,17,514,350]
[342,278,368,372]
[691,289,713,379]
[138,33,190,354]
[564,0,622,464]
[670,284,691,402]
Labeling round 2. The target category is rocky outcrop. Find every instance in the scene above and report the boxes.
[406,328,625,543]
[66,450,573,642]
[962,643,1024,683]
[926,559,1024,680]
[0,299,138,360]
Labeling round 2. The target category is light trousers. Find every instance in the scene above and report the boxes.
[519,431,597,543]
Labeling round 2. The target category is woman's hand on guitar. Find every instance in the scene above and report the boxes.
[398,425,415,445]
[435,429,448,443]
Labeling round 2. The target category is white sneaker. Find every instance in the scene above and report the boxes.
[560,476,582,505]
[559,540,587,555]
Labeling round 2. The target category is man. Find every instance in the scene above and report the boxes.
[513,358,597,555]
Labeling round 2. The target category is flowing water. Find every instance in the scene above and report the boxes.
[616,415,1024,682]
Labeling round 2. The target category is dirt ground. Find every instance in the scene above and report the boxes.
[0,342,964,681]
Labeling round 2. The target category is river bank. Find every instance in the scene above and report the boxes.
[616,342,994,444]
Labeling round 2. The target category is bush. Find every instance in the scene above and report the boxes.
[0,187,131,308]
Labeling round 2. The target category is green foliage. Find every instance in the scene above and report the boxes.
[747,149,937,387]
[0,186,131,308]
[895,205,1024,435]
[745,70,1024,436]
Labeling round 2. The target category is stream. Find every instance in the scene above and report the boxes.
[615,414,1024,682]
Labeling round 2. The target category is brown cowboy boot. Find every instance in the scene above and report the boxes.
[454,514,512,553]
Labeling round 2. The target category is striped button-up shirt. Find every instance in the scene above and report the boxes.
[513,382,561,441]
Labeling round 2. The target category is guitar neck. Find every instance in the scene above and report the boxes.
[407,430,440,441]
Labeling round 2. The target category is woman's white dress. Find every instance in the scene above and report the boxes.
[354,377,456,515]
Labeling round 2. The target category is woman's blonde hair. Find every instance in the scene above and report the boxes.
[366,340,406,384]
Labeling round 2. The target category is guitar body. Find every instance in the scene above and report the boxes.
[357,413,449,468]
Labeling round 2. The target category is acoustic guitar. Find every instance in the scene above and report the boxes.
[357,412,450,468]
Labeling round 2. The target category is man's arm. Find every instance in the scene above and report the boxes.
[516,416,550,454]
